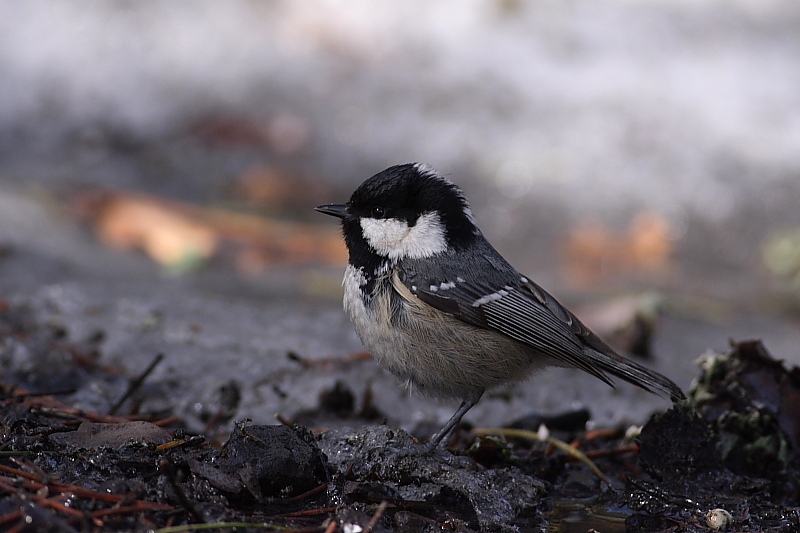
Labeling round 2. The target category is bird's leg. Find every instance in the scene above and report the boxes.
[425,391,483,452]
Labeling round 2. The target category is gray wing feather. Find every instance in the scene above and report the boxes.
[397,246,684,401]
[397,258,615,385]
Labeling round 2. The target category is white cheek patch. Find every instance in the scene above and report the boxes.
[359,212,447,259]
[360,217,410,255]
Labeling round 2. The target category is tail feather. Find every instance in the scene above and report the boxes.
[583,347,685,402]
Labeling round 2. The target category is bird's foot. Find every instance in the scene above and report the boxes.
[421,439,479,470]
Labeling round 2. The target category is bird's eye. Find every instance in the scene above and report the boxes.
[371,206,385,219]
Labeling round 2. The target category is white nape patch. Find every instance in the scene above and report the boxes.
[472,288,509,307]
[414,162,476,225]
[414,162,437,177]
[439,281,456,290]
[359,212,447,259]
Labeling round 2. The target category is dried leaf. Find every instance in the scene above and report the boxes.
[95,196,218,267]
[72,190,346,271]
[562,212,674,286]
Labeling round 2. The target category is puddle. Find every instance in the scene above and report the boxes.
[545,500,629,533]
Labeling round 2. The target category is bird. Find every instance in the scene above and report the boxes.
[316,163,684,450]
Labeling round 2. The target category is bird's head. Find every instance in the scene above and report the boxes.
[316,163,478,266]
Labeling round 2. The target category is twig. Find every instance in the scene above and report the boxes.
[287,483,329,503]
[91,503,176,519]
[584,443,639,459]
[322,519,337,533]
[154,522,317,533]
[0,463,41,481]
[159,458,205,524]
[4,388,77,400]
[10,457,49,484]
[152,414,180,427]
[109,353,165,415]
[0,468,173,509]
[365,501,388,533]
[0,510,22,529]
[583,428,622,441]
[471,427,611,485]
[274,506,338,518]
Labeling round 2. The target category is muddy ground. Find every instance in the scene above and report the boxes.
[1,298,798,532]
[3,3,800,531]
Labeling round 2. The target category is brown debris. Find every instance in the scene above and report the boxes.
[561,212,675,287]
[48,421,171,449]
[69,188,347,271]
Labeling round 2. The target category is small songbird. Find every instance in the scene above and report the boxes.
[316,163,684,449]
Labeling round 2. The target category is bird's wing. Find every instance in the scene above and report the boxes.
[396,249,685,402]
[395,254,615,385]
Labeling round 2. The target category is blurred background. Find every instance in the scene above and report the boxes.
[1,0,799,431]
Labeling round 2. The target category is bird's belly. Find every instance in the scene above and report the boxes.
[343,267,547,400]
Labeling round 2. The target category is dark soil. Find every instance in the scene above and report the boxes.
[1,301,799,532]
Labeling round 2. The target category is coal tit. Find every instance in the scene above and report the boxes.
[316,163,684,449]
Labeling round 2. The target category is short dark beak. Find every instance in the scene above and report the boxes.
[314,204,349,219]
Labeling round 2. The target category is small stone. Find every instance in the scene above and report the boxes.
[705,508,733,531]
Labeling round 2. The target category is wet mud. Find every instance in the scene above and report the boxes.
[1,301,799,532]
